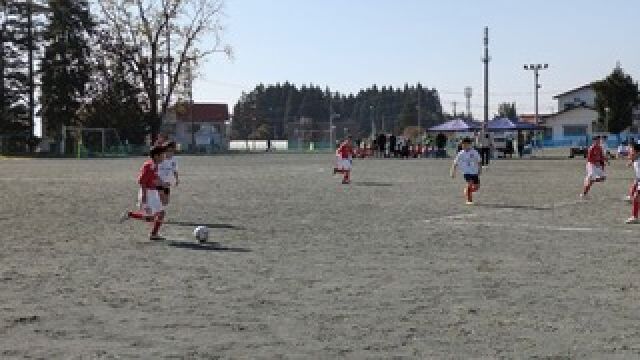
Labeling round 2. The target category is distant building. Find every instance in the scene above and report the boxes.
[162,102,230,150]
[540,83,640,141]
[519,113,551,125]
[540,84,598,141]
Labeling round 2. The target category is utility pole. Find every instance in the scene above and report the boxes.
[482,27,490,131]
[452,101,458,117]
[370,105,375,138]
[186,57,195,151]
[417,88,422,138]
[523,63,548,126]
[329,92,333,150]
[27,0,34,145]
[464,87,472,118]
[283,89,290,140]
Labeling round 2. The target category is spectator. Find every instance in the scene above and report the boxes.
[435,133,447,158]
[377,133,386,158]
[477,131,492,167]
[517,131,525,158]
[389,134,397,158]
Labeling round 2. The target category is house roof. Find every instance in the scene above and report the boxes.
[173,103,230,123]
[553,83,594,99]
[519,113,552,124]
[541,104,597,124]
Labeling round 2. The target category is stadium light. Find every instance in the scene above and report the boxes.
[523,63,549,126]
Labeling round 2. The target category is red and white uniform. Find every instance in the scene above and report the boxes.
[336,142,353,171]
[586,144,606,181]
[137,160,163,215]
[158,156,178,186]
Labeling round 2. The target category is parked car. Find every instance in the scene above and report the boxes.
[569,146,587,158]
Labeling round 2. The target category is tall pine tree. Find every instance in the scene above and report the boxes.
[40,0,93,141]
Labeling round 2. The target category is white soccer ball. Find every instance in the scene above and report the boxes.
[193,226,209,243]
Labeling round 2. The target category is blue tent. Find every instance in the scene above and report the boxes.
[428,118,482,132]
[487,117,540,131]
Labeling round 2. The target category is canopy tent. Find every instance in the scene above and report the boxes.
[427,118,482,132]
[487,117,541,131]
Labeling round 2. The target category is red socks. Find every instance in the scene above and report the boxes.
[151,219,163,236]
[128,211,163,236]
[128,211,152,222]
[466,184,474,202]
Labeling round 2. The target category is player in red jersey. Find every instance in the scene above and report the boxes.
[580,136,607,199]
[334,136,353,184]
[624,141,639,202]
[120,145,167,240]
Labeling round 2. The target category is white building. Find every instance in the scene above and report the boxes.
[542,84,598,141]
[162,103,230,151]
[543,83,640,142]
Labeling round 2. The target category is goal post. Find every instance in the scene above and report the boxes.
[61,126,124,157]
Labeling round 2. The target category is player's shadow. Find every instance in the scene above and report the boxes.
[476,203,550,211]
[166,241,251,252]
[352,181,393,187]
[164,221,245,230]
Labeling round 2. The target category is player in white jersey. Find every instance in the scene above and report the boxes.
[626,142,640,223]
[450,137,483,205]
[157,141,179,206]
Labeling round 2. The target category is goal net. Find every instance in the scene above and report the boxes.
[61,126,124,157]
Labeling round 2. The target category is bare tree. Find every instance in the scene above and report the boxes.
[96,0,231,139]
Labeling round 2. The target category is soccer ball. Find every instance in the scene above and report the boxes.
[193,226,209,243]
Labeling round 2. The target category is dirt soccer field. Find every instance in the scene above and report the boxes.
[2,153,640,358]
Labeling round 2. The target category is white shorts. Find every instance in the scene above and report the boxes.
[337,158,352,171]
[586,163,606,180]
[137,189,164,215]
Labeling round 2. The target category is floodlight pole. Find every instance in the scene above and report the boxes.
[482,27,490,131]
[370,105,375,139]
[524,63,548,126]
[524,63,549,150]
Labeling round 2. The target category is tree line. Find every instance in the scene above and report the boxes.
[232,82,446,140]
[0,0,228,151]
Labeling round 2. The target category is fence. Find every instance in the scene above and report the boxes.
[0,133,36,155]
[229,140,335,152]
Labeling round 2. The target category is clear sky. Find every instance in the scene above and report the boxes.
[194,0,640,118]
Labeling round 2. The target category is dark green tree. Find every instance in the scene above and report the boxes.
[497,102,517,119]
[593,66,640,134]
[39,0,93,140]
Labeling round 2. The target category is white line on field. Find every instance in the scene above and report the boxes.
[425,219,635,234]
[424,213,479,224]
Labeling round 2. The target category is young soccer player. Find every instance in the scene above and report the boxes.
[333,145,341,175]
[450,137,482,205]
[624,141,638,202]
[580,136,607,199]
[334,136,353,184]
[120,145,167,240]
[625,142,640,223]
[157,141,179,206]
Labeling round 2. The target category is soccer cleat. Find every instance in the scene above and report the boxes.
[118,211,130,224]
[465,201,474,205]
[625,217,640,224]
[342,180,351,185]
[579,193,590,200]
[149,235,165,241]
[624,195,632,203]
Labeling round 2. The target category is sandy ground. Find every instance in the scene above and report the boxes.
[2,154,640,359]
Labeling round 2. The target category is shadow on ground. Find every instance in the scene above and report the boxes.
[165,221,245,230]
[167,241,251,252]
[352,181,394,187]
[476,203,550,211]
